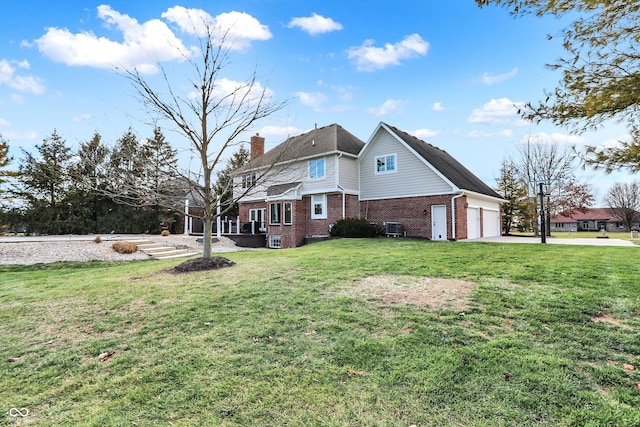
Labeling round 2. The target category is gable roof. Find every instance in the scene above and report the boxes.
[379,123,502,199]
[238,123,365,172]
[551,208,636,223]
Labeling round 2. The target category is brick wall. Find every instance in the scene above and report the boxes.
[238,201,264,224]
[454,196,468,240]
[241,192,474,247]
[360,194,469,240]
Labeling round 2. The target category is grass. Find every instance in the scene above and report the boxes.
[1,238,639,426]
[511,230,640,243]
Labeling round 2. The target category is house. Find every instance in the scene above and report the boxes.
[233,122,503,248]
[550,208,640,232]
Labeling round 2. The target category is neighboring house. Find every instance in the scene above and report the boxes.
[550,208,640,232]
[233,122,503,248]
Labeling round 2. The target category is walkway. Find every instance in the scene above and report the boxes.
[465,235,636,247]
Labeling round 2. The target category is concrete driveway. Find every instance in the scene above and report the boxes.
[465,235,637,247]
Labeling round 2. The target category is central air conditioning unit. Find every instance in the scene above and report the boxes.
[384,222,403,237]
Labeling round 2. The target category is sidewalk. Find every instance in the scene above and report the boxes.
[465,235,636,247]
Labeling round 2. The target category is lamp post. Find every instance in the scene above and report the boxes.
[538,182,546,244]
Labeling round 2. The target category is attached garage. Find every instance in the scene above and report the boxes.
[482,209,501,237]
[466,207,481,239]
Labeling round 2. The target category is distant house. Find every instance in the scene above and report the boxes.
[233,122,503,248]
[550,208,640,232]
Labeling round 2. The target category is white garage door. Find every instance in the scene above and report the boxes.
[482,210,500,237]
[467,207,480,239]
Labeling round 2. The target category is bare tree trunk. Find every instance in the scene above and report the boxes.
[202,215,213,258]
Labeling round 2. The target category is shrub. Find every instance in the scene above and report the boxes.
[161,230,170,236]
[94,235,102,244]
[330,217,377,238]
[112,241,138,254]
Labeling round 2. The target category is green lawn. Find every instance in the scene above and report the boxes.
[512,230,640,243]
[1,239,639,426]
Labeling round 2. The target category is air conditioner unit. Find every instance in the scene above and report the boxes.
[384,222,403,237]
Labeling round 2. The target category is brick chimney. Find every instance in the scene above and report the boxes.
[250,133,265,160]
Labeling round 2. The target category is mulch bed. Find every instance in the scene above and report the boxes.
[168,256,236,274]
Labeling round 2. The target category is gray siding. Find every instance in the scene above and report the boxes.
[360,129,453,200]
[338,156,359,192]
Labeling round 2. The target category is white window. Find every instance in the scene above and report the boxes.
[270,203,281,224]
[242,173,256,189]
[249,208,266,231]
[283,202,293,225]
[309,158,325,179]
[311,194,327,220]
[375,154,396,174]
[269,235,282,248]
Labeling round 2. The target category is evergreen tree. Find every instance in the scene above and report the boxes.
[107,128,156,233]
[71,132,110,233]
[16,130,73,234]
[143,127,183,228]
[495,159,528,234]
[213,146,250,218]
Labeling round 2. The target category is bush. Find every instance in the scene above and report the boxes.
[112,241,138,254]
[94,235,102,244]
[161,230,170,236]
[330,217,377,238]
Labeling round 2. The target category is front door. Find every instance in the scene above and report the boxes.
[432,205,447,240]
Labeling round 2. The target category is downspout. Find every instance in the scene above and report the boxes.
[336,154,345,218]
[451,192,464,240]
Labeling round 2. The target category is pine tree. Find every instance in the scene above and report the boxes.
[16,130,73,234]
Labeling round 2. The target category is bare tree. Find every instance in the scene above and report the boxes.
[123,23,286,257]
[605,181,640,231]
[515,138,593,235]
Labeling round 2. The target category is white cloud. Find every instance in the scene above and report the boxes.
[467,98,524,125]
[347,33,429,72]
[367,99,405,117]
[479,67,518,85]
[432,102,445,111]
[287,13,343,36]
[187,77,274,110]
[162,7,271,51]
[517,132,586,145]
[2,130,38,140]
[73,113,91,122]
[0,59,45,94]
[468,129,513,138]
[0,117,9,126]
[296,91,328,111]
[255,125,304,141]
[412,128,441,139]
[34,5,195,74]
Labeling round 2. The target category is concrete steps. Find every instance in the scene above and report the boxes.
[126,239,199,260]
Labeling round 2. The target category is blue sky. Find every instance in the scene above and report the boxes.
[0,0,633,202]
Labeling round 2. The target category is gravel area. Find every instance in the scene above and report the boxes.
[0,235,247,265]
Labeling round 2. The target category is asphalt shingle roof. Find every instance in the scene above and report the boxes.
[382,123,502,199]
[238,123,365,172]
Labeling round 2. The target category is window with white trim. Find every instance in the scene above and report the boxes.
[242,173,257,189]
[375,154,396,174]
[270,203,281,224]
[309,158,325,179]
[269,235,282,248]
[311,194,327,219]
[283,202,293,225]
[249,208,266,231]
